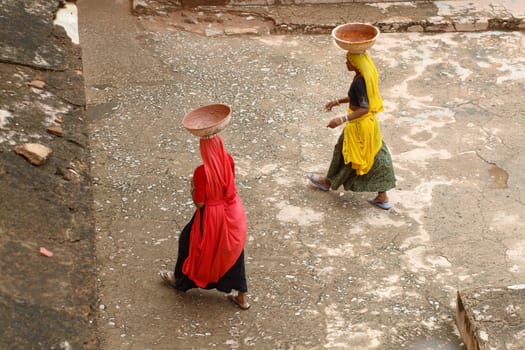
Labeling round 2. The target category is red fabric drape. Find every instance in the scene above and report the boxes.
[182,136,247,288]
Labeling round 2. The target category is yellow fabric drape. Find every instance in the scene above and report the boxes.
[342,52,384,175]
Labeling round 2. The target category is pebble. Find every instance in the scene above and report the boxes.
[28,79,45,89]
[47,125,64,137]
[14,143,52,165]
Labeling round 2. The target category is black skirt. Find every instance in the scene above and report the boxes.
[173,208,248,293]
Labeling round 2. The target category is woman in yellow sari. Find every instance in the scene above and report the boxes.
[306,52,396,209]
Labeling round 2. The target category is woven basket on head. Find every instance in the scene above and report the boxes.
[182,104,232,138]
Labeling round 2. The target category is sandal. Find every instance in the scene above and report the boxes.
[367,198,391,210]
[305,173,329,192]
[228,294,250,310]
[159,270,178,289]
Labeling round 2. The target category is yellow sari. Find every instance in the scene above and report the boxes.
[342,52,384,175]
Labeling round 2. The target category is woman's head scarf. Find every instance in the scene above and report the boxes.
[346,52,383,114]
[199,136,235,200]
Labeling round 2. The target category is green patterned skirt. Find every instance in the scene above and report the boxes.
[326,132,396,192]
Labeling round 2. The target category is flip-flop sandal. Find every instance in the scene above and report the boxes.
[228,294,251,310]
[305,173,329,192]
[367,198,391,210]
[159,270,178,289]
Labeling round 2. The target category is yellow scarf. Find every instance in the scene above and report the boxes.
[342,52,384,175]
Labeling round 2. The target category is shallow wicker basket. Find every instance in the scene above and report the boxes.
[182,104,232,138]
[332,23,380,54]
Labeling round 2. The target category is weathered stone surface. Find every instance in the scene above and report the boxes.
[45,70,87,106]
[183,16,199,24]
[455,20,489,32]
[0,0,66,69]
[224,26,261,35]
[0,0,97,348]
[14,143,53,165]
[204,25,224,36]
[407,24,424,32]
[0,292,96,349]
[456,286,525,350]
[132,0,525,34]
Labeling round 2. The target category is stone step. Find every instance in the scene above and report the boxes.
[456,285,525,350]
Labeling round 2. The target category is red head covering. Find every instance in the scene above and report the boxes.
[182,136,247,287]
[199,136,235,201]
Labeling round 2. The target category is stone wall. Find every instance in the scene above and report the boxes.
[133,0,437,11]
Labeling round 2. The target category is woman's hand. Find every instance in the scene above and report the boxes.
[326,116,345,129]
[325,98,348,112]
[325,100,339,112]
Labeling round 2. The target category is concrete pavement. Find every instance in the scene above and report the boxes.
[1,0,524,348]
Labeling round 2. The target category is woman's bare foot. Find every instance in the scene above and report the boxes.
[368,192,391,210]
[228,292,250,310]
[320,177,331,188]
[374,192,388,203]
[237,292,247,306]
[159,270,178,289]
[305,173,331,192]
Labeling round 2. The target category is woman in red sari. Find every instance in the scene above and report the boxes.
[160,135,249,310]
